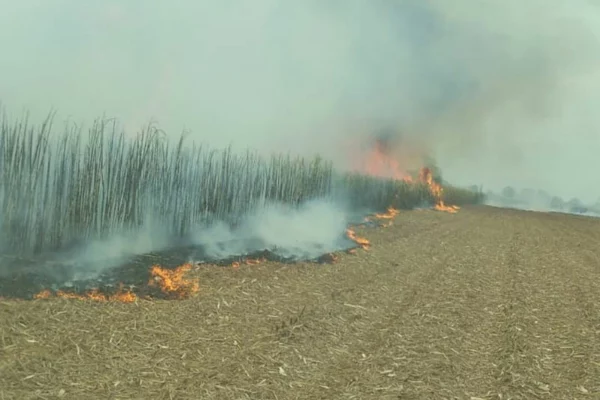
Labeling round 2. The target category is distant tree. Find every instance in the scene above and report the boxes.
[567,198,588,214]
[502,186,516,198]
[520,188,535,200]
[469,184,480,193]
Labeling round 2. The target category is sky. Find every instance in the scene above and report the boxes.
[1,0,600,202]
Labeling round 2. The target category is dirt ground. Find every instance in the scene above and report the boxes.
[1,205,599,400]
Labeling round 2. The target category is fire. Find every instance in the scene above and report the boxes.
[367,206,400,227]
[33,285,137,303]
[231,257,266,269]
[33,289,52,299]
[362,138,413,182]
[374,206,399,220]
[111,291,137,303]
[346,228,370,249]
[355,132,461,214]
[418,167,460,214]
[149,263,199,299]
[30,263,199,302]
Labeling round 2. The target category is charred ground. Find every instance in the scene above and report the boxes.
[1,205,599,399]
[0,241,356,300]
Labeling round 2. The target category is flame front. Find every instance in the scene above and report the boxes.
[418,167,460,214]
[360,138,413,182]
[366,206,400,227]
[231,257,266,268]
[33,289,52,300]
[31,263,199,302]
[149,263,200,299]
[346,228,370,249]
[356,138,459,213]
[33,285,137,303]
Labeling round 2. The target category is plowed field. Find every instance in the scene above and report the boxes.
[1,206,599,399]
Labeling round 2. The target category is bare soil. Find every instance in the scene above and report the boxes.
[1,206,599,399]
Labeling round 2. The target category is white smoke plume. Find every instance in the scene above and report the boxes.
[0,199,353,283]
[1,2,600,199]
[191,199,351,261]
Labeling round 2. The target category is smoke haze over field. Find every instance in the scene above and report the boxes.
[2,1,600,201]
[0,198,355,287]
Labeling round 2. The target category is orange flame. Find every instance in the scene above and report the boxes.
[32,263,200,302]
[33,289,52,299]
[33,285,137,303]
[366,206,400,227]
[149,263,199,299]
[418,167,460,214]
[231,257,266,269]
[362,139,413,181]
[108,287,138,303]
[244,257,264,265]
[355,135,461,214]
[346,228,370,249]
[373,206,399,220]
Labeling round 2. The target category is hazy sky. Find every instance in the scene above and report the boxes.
[2,0,600,201]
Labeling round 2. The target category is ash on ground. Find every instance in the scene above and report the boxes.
[0,236,361,300]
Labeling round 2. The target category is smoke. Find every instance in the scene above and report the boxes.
[0,199,354,284]
[191,199,351,261]
[484,187,600,218]
[1,1,600,198]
